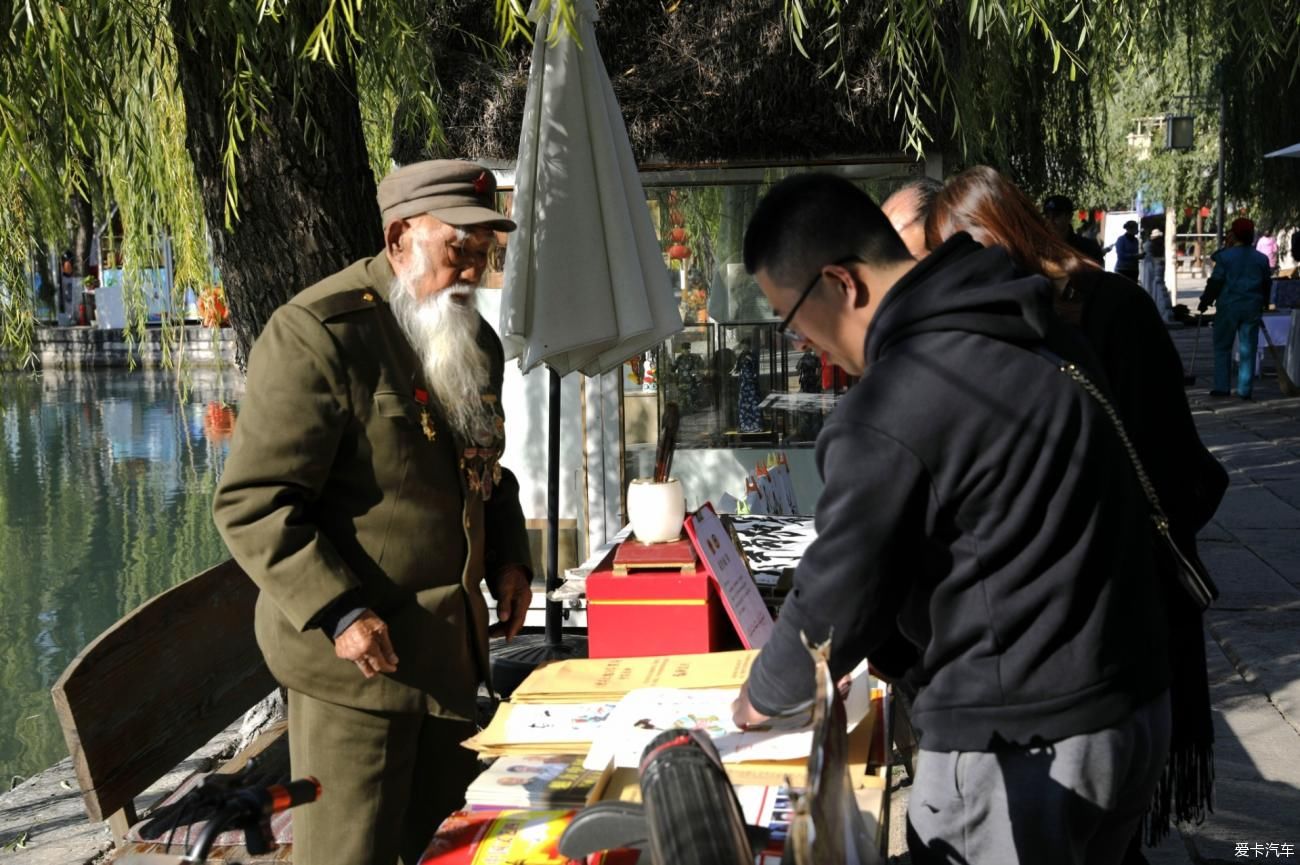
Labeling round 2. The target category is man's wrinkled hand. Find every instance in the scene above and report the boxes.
[334,610,399,679]
[731,682,772,730]
[488,565,532,641]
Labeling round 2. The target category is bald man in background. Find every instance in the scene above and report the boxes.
[881,177,943,259]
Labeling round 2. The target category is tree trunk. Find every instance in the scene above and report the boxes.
[71,187,94,279]
[168,4,382,365]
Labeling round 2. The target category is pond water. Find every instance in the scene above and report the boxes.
[0,368,242,785]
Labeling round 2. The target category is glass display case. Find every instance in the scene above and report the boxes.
[619,164,916,464]
[634,321,851,449]
[602,161,924,506]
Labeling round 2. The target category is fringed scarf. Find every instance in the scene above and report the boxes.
[1142,558,1216,846]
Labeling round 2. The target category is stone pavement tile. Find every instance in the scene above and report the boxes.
[1199,522,1236,543]
[1199,544,1300,608]
[1225,530,1300,591]
[1212,485,1300,530]
[1182,780,1300,862]
[1179,640,1300,861]
[1142,831,1196,865]
[1217,444,1300,477]
[1233,449,1300,481]
[0,721,241,864]
[1207,610,1300,729]
[1207,402,1273,420]
[1260,479,1300,512]
[1205,659,1300,785]
[1202,429,1270,450]
[0,758,110,865]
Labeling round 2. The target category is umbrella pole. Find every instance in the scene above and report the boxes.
[546,366,563,645]
[486,366,588,698]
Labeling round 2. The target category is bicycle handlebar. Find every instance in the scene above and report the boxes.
[178,776,320,864]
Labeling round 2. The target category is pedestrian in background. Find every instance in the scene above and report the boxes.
[1142,228,1172,321]
[1255,227,1278,275]
[1111,220,1142,281]
[1200,217,1273,399]
[881,176,945,259]
[1043,194,1105,265]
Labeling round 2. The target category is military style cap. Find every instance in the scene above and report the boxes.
[377,160,516,232]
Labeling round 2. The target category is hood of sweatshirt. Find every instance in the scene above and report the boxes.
[866,232,1055,364]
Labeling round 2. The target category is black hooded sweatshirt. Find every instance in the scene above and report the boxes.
[746,234,1170,752]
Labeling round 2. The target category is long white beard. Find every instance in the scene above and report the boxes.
[389,246,497,446]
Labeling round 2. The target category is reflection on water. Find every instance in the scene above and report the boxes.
[0,368,242,783]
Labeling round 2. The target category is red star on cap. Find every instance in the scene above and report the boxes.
[473,171,489,194]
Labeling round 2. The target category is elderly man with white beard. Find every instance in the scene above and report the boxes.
[214,160,534,865]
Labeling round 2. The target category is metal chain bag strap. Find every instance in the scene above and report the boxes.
[1042,349,1220,611]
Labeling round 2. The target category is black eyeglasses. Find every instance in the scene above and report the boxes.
[775,256,860,341]
[447,239,496,272]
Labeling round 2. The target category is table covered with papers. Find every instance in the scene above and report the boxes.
[427,471,893,864]
[416,647,886,864]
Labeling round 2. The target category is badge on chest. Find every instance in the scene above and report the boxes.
[412,387,437,442]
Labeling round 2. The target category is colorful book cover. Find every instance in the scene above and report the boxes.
[734,784,795,861]
[418,810,576,865]
[465,755,603,809]
[419,809,640,865]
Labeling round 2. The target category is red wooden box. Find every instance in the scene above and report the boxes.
[586,547,739,659]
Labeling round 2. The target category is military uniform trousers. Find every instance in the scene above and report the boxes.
[288,690,478,865]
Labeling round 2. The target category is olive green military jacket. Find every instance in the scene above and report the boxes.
[213,254,531,719]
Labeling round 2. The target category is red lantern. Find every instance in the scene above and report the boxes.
[1077,210,1087,221]
[669,209,685,227]
[667,244,691,260]
[198,288,228,328]
[1093,210,1104,222]
[1199,206,1211,218]
[203,402,237,442]
[670,227,687,243]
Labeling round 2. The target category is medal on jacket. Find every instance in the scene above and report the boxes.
[413,387,436,442]
[461,447,503,500]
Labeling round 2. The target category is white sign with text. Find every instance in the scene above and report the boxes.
[685,502,774,648]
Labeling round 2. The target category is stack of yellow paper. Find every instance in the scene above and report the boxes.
[462,701,618,757]
[509,649,759,704]
[462,651,759,759]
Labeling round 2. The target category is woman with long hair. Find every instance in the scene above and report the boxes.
[927,166,1227,862]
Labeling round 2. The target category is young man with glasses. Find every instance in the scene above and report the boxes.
[731,173,1171,865]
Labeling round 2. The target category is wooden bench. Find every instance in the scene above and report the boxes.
[51,559,279,850]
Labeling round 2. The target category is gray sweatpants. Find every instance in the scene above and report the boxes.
[908,690,1171,865]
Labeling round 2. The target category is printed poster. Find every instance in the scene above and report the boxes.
[685,502,774,648]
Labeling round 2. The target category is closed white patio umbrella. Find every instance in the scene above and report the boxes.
[1264,142,1300,158]
[495,0,682,677]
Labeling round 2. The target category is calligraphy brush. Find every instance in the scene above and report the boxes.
[654,402,680,484]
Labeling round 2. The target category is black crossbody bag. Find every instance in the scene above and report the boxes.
[1039,349,1219,611]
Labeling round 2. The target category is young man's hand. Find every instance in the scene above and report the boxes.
[730,682,773,729]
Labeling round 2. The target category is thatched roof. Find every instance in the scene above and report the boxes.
[402,0,916,167]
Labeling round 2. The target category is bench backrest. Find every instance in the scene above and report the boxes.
[51,559,275,830]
